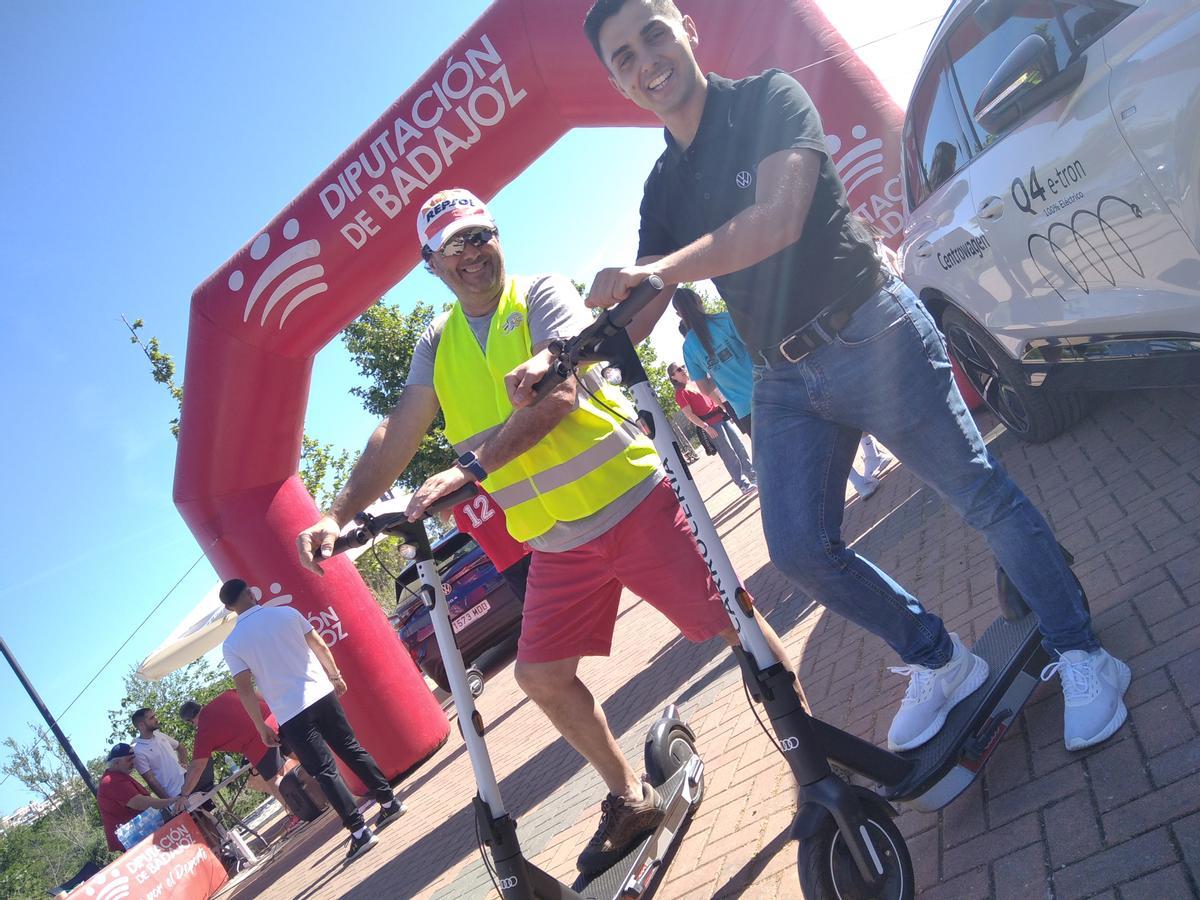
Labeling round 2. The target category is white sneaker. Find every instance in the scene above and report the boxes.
[856,477,880,500]
[1040,648,1131,750]
[870,452,895,479]
[887,634,989,751]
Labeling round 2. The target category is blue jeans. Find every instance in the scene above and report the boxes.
[710,419,756,488]
[752,281,1097,666]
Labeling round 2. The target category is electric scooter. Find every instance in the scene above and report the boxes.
[329,487,704,899]
[518,275,1084,899]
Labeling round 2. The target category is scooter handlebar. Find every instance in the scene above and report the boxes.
[323,484,480,559]
[530,274,666,400]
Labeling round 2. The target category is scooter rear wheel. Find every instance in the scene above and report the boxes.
[645,726,704,806]
[797,793,914,900]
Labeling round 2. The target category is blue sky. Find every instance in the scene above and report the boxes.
[0,0,944,816]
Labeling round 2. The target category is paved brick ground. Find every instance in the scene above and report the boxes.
[217,387,1200,900]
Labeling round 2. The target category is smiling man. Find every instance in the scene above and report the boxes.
[297,188,797,877]
[533,0,1132,755]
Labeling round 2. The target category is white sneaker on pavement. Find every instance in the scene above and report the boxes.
[887,634,989,751]
[870,452,895,479]
[856,477,880,500]
[1040,648,1131,750]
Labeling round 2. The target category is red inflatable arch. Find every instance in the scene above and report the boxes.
[174,0,904,784]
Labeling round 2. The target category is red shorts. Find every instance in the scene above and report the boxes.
[516,479,732,663]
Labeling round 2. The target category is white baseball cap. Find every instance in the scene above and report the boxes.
[416,189,496,252]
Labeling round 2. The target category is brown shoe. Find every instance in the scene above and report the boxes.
[576,782,665,878]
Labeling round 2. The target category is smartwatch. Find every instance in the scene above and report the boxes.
[456,451,488,482]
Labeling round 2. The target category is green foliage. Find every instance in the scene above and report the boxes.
[299,436,358,510]
[106,658,233,747]
[125,317,356,502]
[341,299,456,490]
[0,797,111,898]
[124,316,184,438]
[0,734,110,897]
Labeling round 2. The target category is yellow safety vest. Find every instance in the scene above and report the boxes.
[433,278,658,542]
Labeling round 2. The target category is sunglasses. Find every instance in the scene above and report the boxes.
[437,227,497,257]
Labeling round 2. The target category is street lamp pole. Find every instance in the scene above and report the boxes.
[0,634,97,797]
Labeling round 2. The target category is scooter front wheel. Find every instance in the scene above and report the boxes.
[796,794,914,900]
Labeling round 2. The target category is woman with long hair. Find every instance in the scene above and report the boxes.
[673,286,892,498]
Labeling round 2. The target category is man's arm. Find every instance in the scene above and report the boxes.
[298,385,441,572]
[139,769,170,800]
[169,735,188,767]
[179,756,211,798]
[406,374,579,518]
[304,629,348,697]
[233,670,278,747]
[696,377,722,400]
[586,147,823,313]
[127,793,178,813]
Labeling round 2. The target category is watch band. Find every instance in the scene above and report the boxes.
[456,452,488,482]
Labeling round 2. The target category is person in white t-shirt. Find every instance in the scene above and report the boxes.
[131,708,187,799]
[219,578,404,863]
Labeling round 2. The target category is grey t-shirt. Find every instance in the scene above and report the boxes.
[405,274,660,553]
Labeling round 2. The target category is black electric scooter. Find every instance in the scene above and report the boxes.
[329,488,705,899]
[517,276,1084,899]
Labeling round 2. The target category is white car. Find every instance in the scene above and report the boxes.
[899,0,1200,442]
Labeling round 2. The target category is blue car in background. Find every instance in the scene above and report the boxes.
[389,530,524,695]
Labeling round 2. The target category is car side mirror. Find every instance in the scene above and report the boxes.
[973,33,1084,134]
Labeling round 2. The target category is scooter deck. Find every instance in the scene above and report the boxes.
[882,611,1049,811]
[572,754,702,899]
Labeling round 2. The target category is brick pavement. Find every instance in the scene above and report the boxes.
[217,387,1200,899]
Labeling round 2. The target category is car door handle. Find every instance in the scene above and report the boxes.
[978,196,1005,220]
[913,241,933,259]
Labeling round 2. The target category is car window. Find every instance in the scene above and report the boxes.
[904,59,975,209]
[947,0,1132,146]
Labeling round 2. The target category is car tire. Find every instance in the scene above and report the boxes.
[941,306,1088,443]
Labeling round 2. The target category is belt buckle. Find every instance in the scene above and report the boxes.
[778,330,811,364]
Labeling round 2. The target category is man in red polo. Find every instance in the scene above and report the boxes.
[97,743,177,852]
[178,692,291,811]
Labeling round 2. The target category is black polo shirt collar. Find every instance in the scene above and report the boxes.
[663,73,737,163]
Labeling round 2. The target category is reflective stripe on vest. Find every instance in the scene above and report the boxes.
[433,277,658,542]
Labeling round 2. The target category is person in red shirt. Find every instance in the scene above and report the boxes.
[178,691,290,810]
[97,743,177,852]
[451,486,533,599]
[669,363,757,495]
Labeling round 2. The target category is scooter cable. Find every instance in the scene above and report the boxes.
[475,815,502,896]
[744,678,790,764]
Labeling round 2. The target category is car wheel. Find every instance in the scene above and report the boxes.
[941,307,1088,443]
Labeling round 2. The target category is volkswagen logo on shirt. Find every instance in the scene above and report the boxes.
[735,170,753,189]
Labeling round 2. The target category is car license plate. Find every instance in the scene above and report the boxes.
[452,599,490,634]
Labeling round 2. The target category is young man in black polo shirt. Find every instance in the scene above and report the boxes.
[526,0,1129,754]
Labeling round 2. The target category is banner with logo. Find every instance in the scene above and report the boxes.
[68,813,227,900]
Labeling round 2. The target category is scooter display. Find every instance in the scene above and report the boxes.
[330,486,704,899]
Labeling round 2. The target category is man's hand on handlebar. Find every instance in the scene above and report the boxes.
[257,722,281,748]
[406,466,474,522]
[505,347,558,409]
[585,264,659,310]
[296,516,342,575]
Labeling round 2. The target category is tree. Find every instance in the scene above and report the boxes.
[0,732,110,897]
[105,658,233,747]
[124,318,357,505]
[341,299,456,490]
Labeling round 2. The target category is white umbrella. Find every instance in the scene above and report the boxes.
[136,494,414,681]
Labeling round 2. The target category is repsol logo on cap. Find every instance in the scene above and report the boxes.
[424,196,477,224]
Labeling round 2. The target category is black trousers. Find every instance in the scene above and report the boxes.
[278,692,393,832]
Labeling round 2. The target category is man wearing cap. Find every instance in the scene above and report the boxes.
[97,743,179,852]
[218,578,404,863]
[668,361,755,495]
[296,188,797,878]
